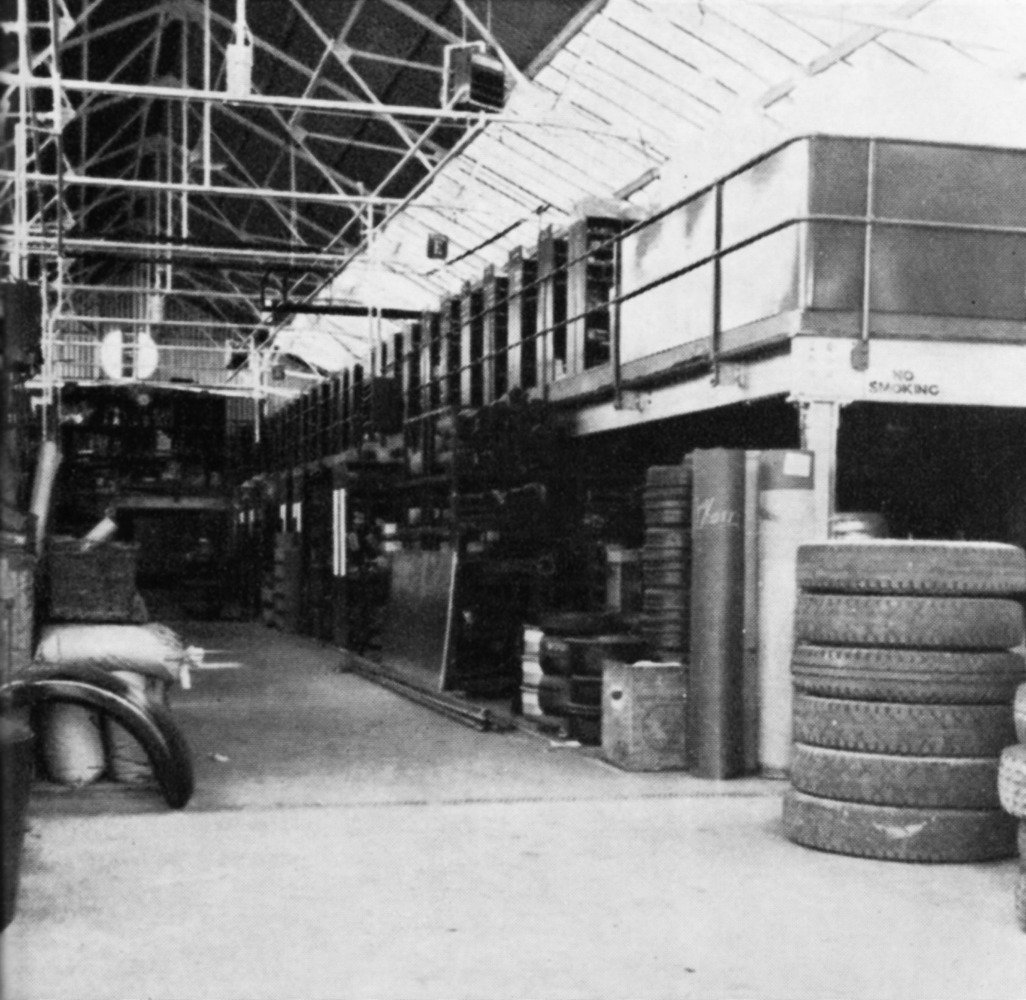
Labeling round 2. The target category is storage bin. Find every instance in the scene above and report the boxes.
[602,661,688,771]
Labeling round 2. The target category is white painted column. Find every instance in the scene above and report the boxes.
[800,400,840,540]
[757,450,816,776]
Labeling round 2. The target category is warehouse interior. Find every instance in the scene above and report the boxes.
[5,1,1026,997]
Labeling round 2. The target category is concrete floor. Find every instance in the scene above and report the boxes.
[2,621,1025,1000]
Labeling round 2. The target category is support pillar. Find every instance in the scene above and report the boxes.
[800,400,840,539]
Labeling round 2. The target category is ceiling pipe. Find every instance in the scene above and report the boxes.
[0,168,508,211]
[0,73,641,136]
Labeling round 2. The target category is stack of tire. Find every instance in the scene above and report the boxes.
[519,624,545,720]
[537,613,648,744]
[641,462,693,665]
[784,540,1025,863]
[997,686,1026,929]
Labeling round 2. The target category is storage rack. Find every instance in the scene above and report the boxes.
[254,211,640,677]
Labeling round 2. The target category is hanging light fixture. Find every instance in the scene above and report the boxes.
[441,42,506,112]
[225,0,254,99]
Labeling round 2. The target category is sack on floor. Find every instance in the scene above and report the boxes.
[106,720,153,783]
[34,623,194,686]
[39,702,106,786]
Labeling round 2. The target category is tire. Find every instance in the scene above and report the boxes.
[795,594,1024,649]
[792,644,1025,704]
[792,694,1015,757]
[999,745,1026,818]
[13,665,191,800]
[19,662,150,703]
[564,705,601,746]
[1016,684,1026,744]
[782,788,1016,862]
[537,675,569,716]
[537,612,618,638]
[539,636,574,677]
[1,676,193,809]
[644,529,690,551]
[568,675,602,706]
[542,636,647,678]
[579,638,650,677]
[145,700,194,806]
[645,506,689,527]
[646,465,692,487]
[643,588,687,611]
[791,743,1000,809]
[797,541,1026,595]
[642,567,688,588]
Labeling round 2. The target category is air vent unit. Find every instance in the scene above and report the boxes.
[442,43,506,112]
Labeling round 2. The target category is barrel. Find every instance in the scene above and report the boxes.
[537,675,570,716]
[688,449,746,778]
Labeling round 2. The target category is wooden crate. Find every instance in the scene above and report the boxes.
[48,541,138,622]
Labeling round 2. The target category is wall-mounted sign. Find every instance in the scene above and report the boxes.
[792,337,1026,409]
[426,233,449,259]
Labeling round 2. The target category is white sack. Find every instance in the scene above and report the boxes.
[35,623,197,686]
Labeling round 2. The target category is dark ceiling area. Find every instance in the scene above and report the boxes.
[7,0,595,291]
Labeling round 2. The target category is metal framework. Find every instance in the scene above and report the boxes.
[2,0,608,403]
[3,0,1023,409]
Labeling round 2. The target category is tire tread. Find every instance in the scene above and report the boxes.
[791,743,1000,809]
[795,594,1024,650]
[792,694,1014,756]
[797,541,1026,595]
[783,789,1016,862]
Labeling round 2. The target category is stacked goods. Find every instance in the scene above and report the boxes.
[566,673,603,744]
[29,623,196,794]
[784,540,1025,862]
[997,686,1026,929]
[519,624,545,719]
[564,639,648,745]
[433,411,457,474]
[270,534,301,631]
[641,462,693,664]
[537,612,647,743]
[2,664,194,808]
